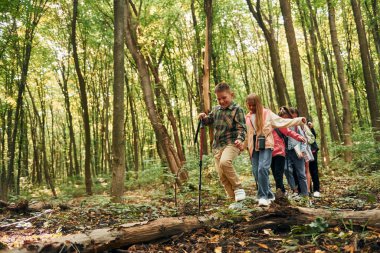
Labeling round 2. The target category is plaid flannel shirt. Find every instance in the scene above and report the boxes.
[203,102,246,150]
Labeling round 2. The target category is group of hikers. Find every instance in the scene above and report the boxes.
[198,82,321,207]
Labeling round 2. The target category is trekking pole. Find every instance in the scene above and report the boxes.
[194,120,204,215]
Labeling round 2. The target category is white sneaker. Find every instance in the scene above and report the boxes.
[313,191,321,198]
[258,198,270,207]
[234,189,246,202]
[269,196,275,202]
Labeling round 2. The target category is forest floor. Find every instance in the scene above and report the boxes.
[1,155,380,252]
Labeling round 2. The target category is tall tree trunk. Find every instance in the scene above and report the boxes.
[27,87,57,197]
[365,0,380,92]
[233,27,250,95]
[279,0,309,117]
[125,75,139,176]
[327,0,353,161]
[0,112,7,198]
[148,54,186,163]
[57,63,80,176]
[364,0,380,58]
[246,0,288,107]
[111,0,126,202]
[306,0,343,141]
[103,80,111,174]
[203,0,212,114]
[62,123,71,177]
[178,55,196,147]
[16,110,25,196]
[27,104,42,185]
[71,0,92,194]
[342,2,365,127]
[49,105,57,180]
[305,10,340,143]
[191,0,209,154]
[124,1,188,184]
[158,78,186,163]
[203,0,214,151]
[191,0,203,111]
[91,88,100,177]
[4,1,48,200]
[364,0,380,96]
[165,49,187,156]
[263,46,276,110]
[1,110,12,200]
[296,0,330,166]
[351,0,380,141]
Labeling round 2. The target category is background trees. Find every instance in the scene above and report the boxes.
[0,0,379,200]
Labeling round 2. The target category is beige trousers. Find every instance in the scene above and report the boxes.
[214,144,242,198]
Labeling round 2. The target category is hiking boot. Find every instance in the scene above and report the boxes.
[234,189,246,202]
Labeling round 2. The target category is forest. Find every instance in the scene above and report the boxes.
[0,0,380,252]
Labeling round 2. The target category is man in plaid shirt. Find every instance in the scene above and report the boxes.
[198,83,247,202]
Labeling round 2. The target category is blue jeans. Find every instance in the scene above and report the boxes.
[285,149,308,196]
[284,156,296,190]
[252,149,274,200]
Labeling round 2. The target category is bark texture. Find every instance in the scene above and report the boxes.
[246,0,288,107]
[351,0,380,141]
[327,0,353,161]
[8,217,203,253]
[9,207,380,252]
[123,1,188,183]
[111,0,126,201]
[71,0,92,194]
[279,0,309,117]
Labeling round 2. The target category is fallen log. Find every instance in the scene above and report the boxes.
[0,200,29,213]
[6,216,205,253]
[0,209,53,230]
[297,206,380,227]
[243,206,380,232]
[0,200,56,213]
[4,207,380,252]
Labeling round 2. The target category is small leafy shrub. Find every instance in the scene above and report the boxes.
[291,217,329,241]
[347,130,380,171]
[125,159,167,189]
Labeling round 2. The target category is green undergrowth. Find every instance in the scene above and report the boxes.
[4,142,379,252]
[282,216,375,252]
[331,129,380,172]
[8,138,379,212]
